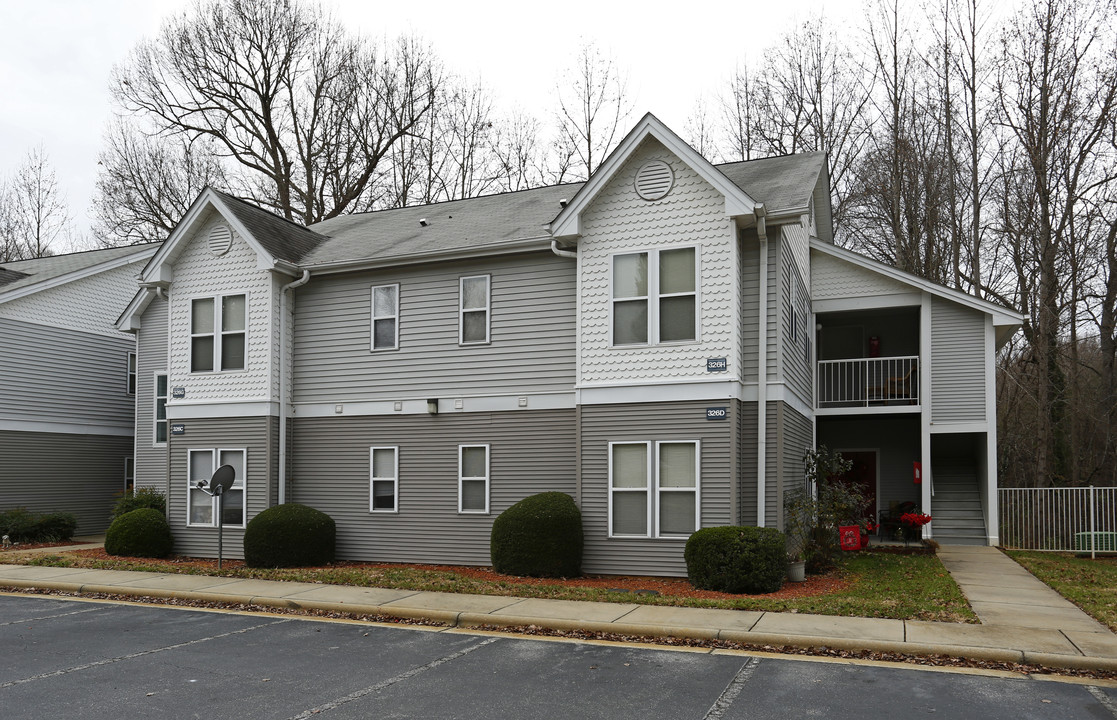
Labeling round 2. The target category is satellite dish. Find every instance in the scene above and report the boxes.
[210,464,236,495]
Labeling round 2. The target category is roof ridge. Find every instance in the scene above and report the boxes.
[208,188,330,239]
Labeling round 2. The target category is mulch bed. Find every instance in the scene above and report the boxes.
[0,541,85,552]
[60,548,851,600]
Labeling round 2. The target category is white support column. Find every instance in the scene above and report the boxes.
[920,292,933,539]
[985,314,999,545]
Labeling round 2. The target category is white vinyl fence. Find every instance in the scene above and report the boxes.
[999,487,1117,556]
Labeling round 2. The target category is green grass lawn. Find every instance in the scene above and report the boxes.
[1005,550,1117,631]
[13,548,976,623]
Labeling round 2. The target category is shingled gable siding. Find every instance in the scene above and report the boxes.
[0,430,133,533]
[931,297,987,424]
[290,410,575,565]
[167,214,274,402]
[0,317,135,431]
[135,296,168,493]
[166,415,277,559]
[580,400,733,577]
[291,251,575,403]
[811,251,912,301]
[579,138,735,385]
[0,261,142,339]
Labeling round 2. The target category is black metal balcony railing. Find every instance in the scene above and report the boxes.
[816,356,919,408]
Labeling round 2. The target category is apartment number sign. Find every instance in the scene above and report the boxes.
[706,407,728,421]
[707,358,727,372]
[171,424,186,435]
[172,387,186,398]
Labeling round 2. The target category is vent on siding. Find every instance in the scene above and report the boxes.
[634,160,674,201]
[208,224,233,256]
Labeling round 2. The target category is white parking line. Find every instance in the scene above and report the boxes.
[703,657,761,719]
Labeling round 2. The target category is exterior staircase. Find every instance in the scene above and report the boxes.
[930,461,988,545]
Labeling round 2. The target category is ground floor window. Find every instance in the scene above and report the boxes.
[187,448,246,527]
[459,444,489,513]
[370,446,399,512]
[609,440,700,538]
[124,456,134,494]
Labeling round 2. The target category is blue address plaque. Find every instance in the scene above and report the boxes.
[170,424,186,435]
[706,407,728,421]
[706,357,728,373]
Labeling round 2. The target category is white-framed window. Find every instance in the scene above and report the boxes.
[187,448,246,528]
[191,294,246,372]
[370,446,399,512]
[608,440,700,538]
[459,275,490,345]
[124,456,134,493]
[370,284,399,351]
[611,247,697,346]
[154,373,168,446]
[126,352,137,395]
[458,444,490,513]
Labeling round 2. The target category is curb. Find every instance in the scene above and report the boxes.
[4,578,1117,673]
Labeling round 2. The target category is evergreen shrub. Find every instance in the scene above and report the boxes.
[490,492,583,578]
[111,488,167,520]
[0,507,78,543]
[684,526,787,594]
[105,508,174,558]
[243,503,335,568]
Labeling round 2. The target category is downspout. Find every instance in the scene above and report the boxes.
[551,240,577,259]
[755,204,768,528]
[278,270,311,505]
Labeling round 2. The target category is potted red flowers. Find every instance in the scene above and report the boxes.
[900,511,932,544]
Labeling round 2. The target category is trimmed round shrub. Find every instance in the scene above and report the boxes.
[111,488,166,521]
[243,503,335,568]
[490,492,583,578]
[684,526,787,594]
[105,508,174,558]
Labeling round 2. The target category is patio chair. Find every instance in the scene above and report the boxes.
[878,501,917,539]
[867,365,916,403]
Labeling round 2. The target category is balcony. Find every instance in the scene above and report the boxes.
[816,356,920,410]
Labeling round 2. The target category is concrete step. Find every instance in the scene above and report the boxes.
[934,534,988,546]
[934,518,987,531]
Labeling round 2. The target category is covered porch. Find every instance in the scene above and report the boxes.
[815,306,921,411]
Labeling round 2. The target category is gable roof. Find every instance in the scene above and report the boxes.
[550,113,759,239]
[304,183,582,269]
[139,187,330,284]
[0,244,158,303]
[718,152,827,218]
[810,239,1024,345]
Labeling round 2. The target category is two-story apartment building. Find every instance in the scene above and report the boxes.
[119,115,1022,574]
[1,244,158,533]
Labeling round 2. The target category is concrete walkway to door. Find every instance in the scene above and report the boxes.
[937,545,1108,633]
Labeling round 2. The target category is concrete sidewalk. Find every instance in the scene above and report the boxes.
[2,547,1117,671]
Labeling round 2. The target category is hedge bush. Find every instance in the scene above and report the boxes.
[111,488,166,521]
[105,508,174,558]
[0,507,78,543]
[490,492,582,578]
[684,526,787,594]
[243,503,335,568]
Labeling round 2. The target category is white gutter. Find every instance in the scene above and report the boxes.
[550,240,577,259]
[278,270,311,504]
[755,204,768,527]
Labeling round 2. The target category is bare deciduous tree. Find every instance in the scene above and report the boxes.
[110,0,438,225]
[554,42,633,182]
[4,146,72,259]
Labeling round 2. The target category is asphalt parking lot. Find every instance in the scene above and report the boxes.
[3,594,1117,719]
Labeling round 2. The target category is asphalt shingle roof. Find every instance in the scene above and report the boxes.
[0,244,157,296]
[716,152,827,214]
[211,189,328,263]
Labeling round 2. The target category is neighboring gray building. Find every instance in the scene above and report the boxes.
[0,243,159,533]
[119,115,1023,573]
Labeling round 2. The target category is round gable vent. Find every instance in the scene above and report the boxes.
[208,224,233,256]
[634,160,674,201]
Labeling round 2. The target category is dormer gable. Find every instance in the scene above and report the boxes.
[550,113,759,240]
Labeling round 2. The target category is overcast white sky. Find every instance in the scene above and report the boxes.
[0,0,864,245]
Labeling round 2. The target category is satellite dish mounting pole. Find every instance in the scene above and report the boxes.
[215,485,224,570]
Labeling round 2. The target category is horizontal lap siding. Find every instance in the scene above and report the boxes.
[135,297,168,493]
[0,318,135,429]
[931,298,986,423]
[290,410,576,565]
[292,252,576,403]
[776,404,812,529]
[166,416,276,559]
[0,430,131,533]
[580,401,733,577]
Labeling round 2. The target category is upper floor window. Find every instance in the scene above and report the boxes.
[612,248,697,346]
[154,373,168,445]
[126,352,137,395]
[459,275,490,345]
[371,284,400,351]
[191,294,246,372]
